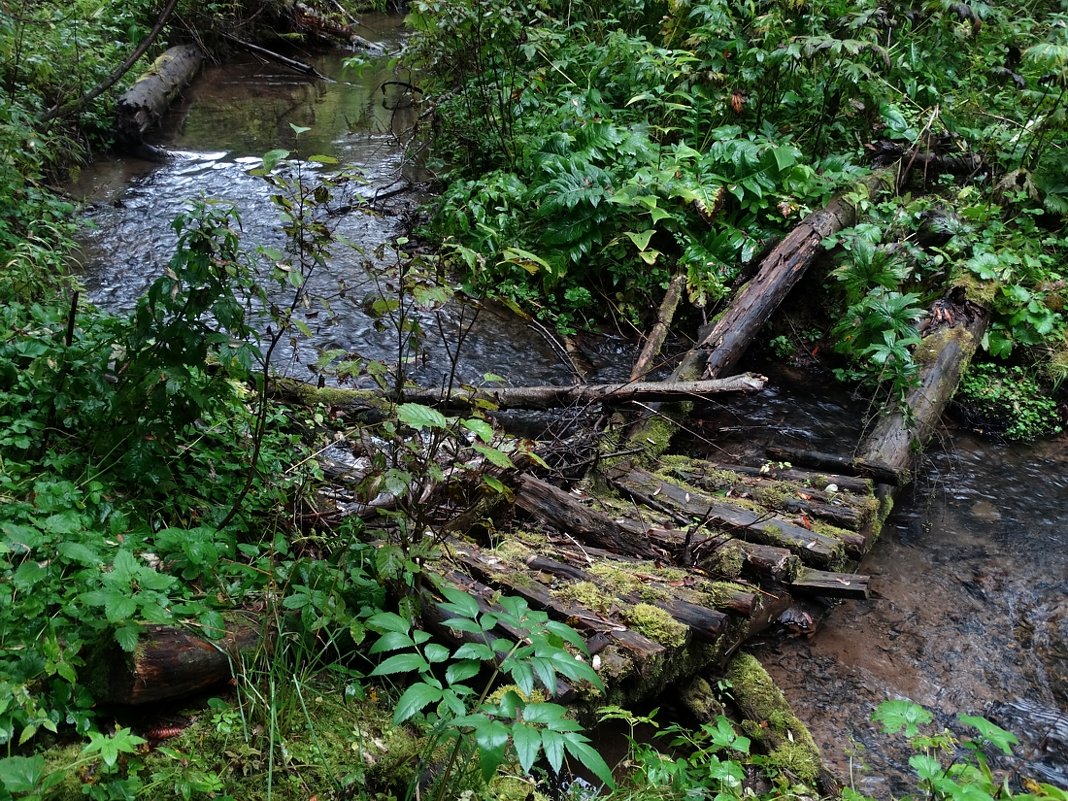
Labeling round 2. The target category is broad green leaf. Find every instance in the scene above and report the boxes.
[438,584,480,619]
[396,403,448,431]
[308,154,339,164]
[542,728,564,773]
[371,652,428,676]
[393,683,442,723]
[873,699,933,737]
[369,631,414,654]
[367,611,412,634]
[453,642,495,661]
[114,624,140,652]
[472,443,514,469]
[512,723,541,773]
[563,735,615,788]
[908,753,943,781]
[445,659,480,685]
[0,755,46,793]
[625,229,655,252]
[482,475,509,495]
[424,643,451,664]
[462,418,494,443]
[958,714,1018,756]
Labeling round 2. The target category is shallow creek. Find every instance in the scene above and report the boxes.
[688,375,1068,793]
[69,25,1067,793]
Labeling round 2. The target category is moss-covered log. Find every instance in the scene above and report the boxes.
[854,302,991,486]
[115,45,204,148]
[721,652,839,793]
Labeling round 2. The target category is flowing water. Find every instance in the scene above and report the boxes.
[69,25,1067,793]
[688,370,1068,793]
[69,16,574,389]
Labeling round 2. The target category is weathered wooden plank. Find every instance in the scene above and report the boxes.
[789,568,871,599]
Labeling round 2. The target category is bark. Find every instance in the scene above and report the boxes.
[789,568,871,599]
[292,1,384,53]
[115,45,204,148]
[87,612,263,705]
[854,305,991,486]
[630,272,687,381]
[622,168,896,460]
[699,169,895,379]
[270,374,765,414]
[514,475,661,560]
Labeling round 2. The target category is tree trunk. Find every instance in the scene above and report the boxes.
[115,45,204,148]
[854,304,991,486]
[86,612,263,705]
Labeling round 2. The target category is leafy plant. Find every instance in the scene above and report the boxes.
[954,363,1063,440]
[367,584,614,798]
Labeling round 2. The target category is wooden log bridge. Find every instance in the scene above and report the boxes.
[93,169,988,731]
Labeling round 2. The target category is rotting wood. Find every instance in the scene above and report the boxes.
[115,45,204,149]
[854,303,991,486]
[621,168,896,462]
[698,169,895,380]
[766,445,865,478]
[630,272,687,382]
[706,460,873,494]
[614,467,846,568]
[87,612,262,705]
[292,1,384,53]
[514,475,661,560]
[788,568,871,600]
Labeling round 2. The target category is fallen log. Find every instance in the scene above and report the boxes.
[630,272,687,381]
[292,1,384,53]
[115,44,204,149]
[86,612,263,705]
[854,302,991,486]
[788,568,871,600]
[622,168,896,461]
[270,374,765,415]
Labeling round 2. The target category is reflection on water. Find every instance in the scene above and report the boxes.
[70,18,571,388]
[696,378,1068,793]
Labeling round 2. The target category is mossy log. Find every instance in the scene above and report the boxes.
[115,45,204,148]
[292,1,384,52]
[722,652,839,794]
[854,304,991,486]
[613,467,848,569]
[270,374,765,416]
[788,567,871,599]
[86,612,263,705]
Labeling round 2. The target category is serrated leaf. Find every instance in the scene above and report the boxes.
[542,729,564,772]
[396,402,448,431]
[453,642,495,661]
[873,699,933,737]
[0,755,46,793]
[114,624,140,652]
[424,643,451,663]
[446,659,481,685]
[513,724,542,773]
[367,611,412,634]
[472,443,514,469]
[370,631,414,654]
[393,683,442,723]
[371,652,428,676]
[438,584,481,618]
[563,735,616,788]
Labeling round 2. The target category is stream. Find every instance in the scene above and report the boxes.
[69,24,1067,794]
[688,372,1068,794]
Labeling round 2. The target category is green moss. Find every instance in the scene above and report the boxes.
[588,562,645,595]
[951,272,998,307]
[752,481,798,510]
[487,775,549,801]
[624,603,689,647]
[493,538,534,565]
[725,652,823,784]
[681,676,726,721]
[554,580,614,613]
[697,580,753,608]
[703,540,745,577]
